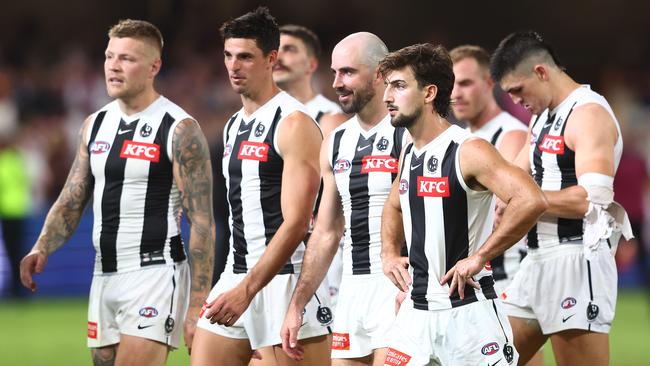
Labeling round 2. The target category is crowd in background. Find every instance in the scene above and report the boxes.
[1,21,649,298]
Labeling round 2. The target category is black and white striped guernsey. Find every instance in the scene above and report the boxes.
[469,112,527,281]
[329,115,407,275]
[86,96,191,274]
[527,85,623,249]
[305,94,342,123]
[222,91,316,274]
[399,125,496,310]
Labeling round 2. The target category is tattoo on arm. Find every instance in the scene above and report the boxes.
[36,124,93,256]
[173,119,216,308]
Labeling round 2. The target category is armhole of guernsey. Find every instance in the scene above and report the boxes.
[454,137,490,195]
[86,111,107,153]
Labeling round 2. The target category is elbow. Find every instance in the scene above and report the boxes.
[532,192,549,218]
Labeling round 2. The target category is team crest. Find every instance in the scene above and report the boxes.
[376,137,389,151]
[164,316,175,333]
[316,305,333,326]
[140,123,152,137]
[254,123,265,137]
[503,343,515,364]
[553,116,564,131]
[586,302,599,321]
[427,156,438,173]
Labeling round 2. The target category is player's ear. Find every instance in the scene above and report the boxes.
[151,58,162,78]
[424,84,438,105]
[533,64,549,81]
[267,49,278,68]
[309,56,318,74]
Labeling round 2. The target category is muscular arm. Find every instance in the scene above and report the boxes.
[442,138,547,297]
[241,111,323,296]
[172,119,215,347]
[20,117,94,291]
[496,129,526,162]
[317,112,348,138]
[543,104,619,219]
[287,136,345,311]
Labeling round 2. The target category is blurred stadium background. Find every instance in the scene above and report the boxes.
[0,1,649,365]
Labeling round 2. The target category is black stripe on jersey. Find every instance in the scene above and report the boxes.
[224,114,239,145]
[141,113,185,266]
[527,113,556,249]
[440,141,477,308]
[315,111,324,123]
[349,133,376,275]
[408,151,429,310]
[87,111,107,154]
[490,127,504,146]
[390,127,406,182]
[556,103,582,241]
[100,119,138,273]
[259,107,294,274]
[479,275,498,300]
[228,118,256,273]
[331,129,345,168]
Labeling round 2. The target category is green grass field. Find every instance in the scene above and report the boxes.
[1,290,648,365]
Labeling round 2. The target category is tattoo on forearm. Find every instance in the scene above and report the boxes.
[91,347,116,366]
[37,129,93,256]
[173,119,216,306]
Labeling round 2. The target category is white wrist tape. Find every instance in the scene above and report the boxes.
[578,172,614,207]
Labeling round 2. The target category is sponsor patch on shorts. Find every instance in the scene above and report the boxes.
[332,332,350,350]
[87,321,98,339]
[385,348,411,365]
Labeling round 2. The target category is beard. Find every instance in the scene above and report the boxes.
[338,79,375,114]
[390,105,422,129]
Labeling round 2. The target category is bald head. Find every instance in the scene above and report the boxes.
[333,32,388,68]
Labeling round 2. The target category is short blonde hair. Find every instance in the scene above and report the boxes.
[108,19,163,54]
[449,45,490,70]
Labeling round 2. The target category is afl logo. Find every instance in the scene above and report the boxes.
[254,123,265,137]
[561,297,577,309]
[139,307,158,318]
[481,342,500,356]
[223,144,233,157]
[89,141,111,154]
[140,123,152,137]
[399,179,409,195]
[333,159,351,174]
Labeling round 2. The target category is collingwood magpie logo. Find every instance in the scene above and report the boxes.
[316,305,333,326]
[164,316,175,333]
[140,123,152,137]
[586,302,599,321]
[553,116,564,131]
[376,137,389,151]
[427,156,438,173]
[254,123,265,137]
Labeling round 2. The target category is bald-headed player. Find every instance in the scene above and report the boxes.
[281,32,409,366]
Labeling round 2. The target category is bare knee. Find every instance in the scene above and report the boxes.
[92,346,117,366]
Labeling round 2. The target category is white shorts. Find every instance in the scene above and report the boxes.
[326,242,344,309]
[331,274,398,359]
[384,299,518,366]
[87,262,190,348]
[501,242,616,334]
[493,246,526,296]
[196,272,332,350]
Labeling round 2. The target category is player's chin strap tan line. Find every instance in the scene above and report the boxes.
[579,172,634,259]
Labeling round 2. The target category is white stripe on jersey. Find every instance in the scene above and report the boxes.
[329,115,407,275]
[88,96,192,274]
[305,94,342,122]
[222,91,314,274]
[399,125,495,311]
[528,85,623,248]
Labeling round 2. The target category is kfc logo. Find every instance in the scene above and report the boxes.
[417,177,450,197]
[89,141,111,154]
[539,135,565,154]
[361,155,398,173]
[120,140,160,162]
[238,141,269,162]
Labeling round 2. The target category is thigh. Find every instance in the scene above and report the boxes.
[114,334,168,366]
[248,347,277,366]
[190,327,253,366]
[332,355,373,366]
[508,316,547,365]
[550,329,608,366]
[270,335,332,366]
